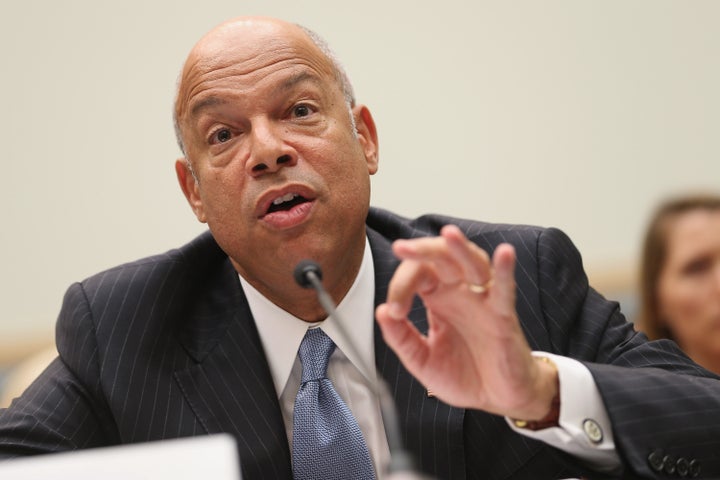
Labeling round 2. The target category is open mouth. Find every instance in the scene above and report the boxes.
[266,192,310,214]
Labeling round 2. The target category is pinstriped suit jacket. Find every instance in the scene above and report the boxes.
[1,207,720,479]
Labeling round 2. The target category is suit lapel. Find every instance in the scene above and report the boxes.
[173,257,292,480]
[368,228,467,479]
[170,224,470,479]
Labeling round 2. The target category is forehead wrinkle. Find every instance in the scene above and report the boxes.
[185,67,330,125]
[175,19,338,145]
[181,54,327,117]
[180,61,253,122]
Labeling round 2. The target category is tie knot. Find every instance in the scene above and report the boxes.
[298,328,336,383]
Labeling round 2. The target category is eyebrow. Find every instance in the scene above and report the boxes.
[188,71,324,119]
[271,71,323,96]
[190,96,227,118]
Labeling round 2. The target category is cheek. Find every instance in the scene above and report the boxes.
[198,170,247,216]
[659,280,711,335]
[316,140,371,188]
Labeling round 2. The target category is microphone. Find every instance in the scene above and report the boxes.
[293,260,430,479]
[292,259,321,288]
[293,260,337,319]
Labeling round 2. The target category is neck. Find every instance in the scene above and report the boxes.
[233,237,366,323]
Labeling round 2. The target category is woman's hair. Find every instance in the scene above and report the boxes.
[637,193,720,340]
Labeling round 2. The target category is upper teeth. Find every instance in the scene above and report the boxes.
[272,193,298,205]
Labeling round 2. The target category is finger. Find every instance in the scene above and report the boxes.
[384,259,438,319]
[393,237,465,286]
[491,243,517,314]
[441,224,493,287]
[375,303,429,374]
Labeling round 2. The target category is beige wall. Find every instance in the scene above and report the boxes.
[1,1,719,361]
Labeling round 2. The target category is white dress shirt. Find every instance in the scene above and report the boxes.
[244,239,390,477]
[242,237,621,478]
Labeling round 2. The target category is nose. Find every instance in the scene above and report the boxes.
[245,120,297,176]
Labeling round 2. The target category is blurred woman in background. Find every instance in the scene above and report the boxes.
[637,194,720,375]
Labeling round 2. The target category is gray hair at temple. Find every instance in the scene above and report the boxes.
[297,24,356,108]
[172,23,356,157]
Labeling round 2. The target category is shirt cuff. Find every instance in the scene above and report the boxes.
[506,352,621,472]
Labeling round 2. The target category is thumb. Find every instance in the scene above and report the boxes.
[376,303,429,375]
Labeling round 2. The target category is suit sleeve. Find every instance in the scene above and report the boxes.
[0,282,118,458]
[536,227,720,478]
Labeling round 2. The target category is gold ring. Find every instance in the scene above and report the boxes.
[468,279,493,294]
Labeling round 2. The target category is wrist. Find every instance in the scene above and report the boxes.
[512,356,560,430]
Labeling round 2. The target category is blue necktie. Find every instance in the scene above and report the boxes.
[292,328,377,480]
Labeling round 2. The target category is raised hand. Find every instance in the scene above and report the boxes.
[375,224,558,421]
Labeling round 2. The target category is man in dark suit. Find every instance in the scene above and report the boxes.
[1,16,720,479]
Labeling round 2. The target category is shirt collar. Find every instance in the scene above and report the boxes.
[240,238,376,397]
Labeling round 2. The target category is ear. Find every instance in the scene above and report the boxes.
[175,158,207,223]
[352,105,379,175]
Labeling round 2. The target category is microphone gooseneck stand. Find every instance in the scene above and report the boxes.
[293,260,432,479]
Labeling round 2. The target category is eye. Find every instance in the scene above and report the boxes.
[682,256,712,277]
[209,128,233,145]
[292,104,313,118]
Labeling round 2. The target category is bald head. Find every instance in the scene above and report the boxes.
[173,17,355,154]
[171,16,379,319]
